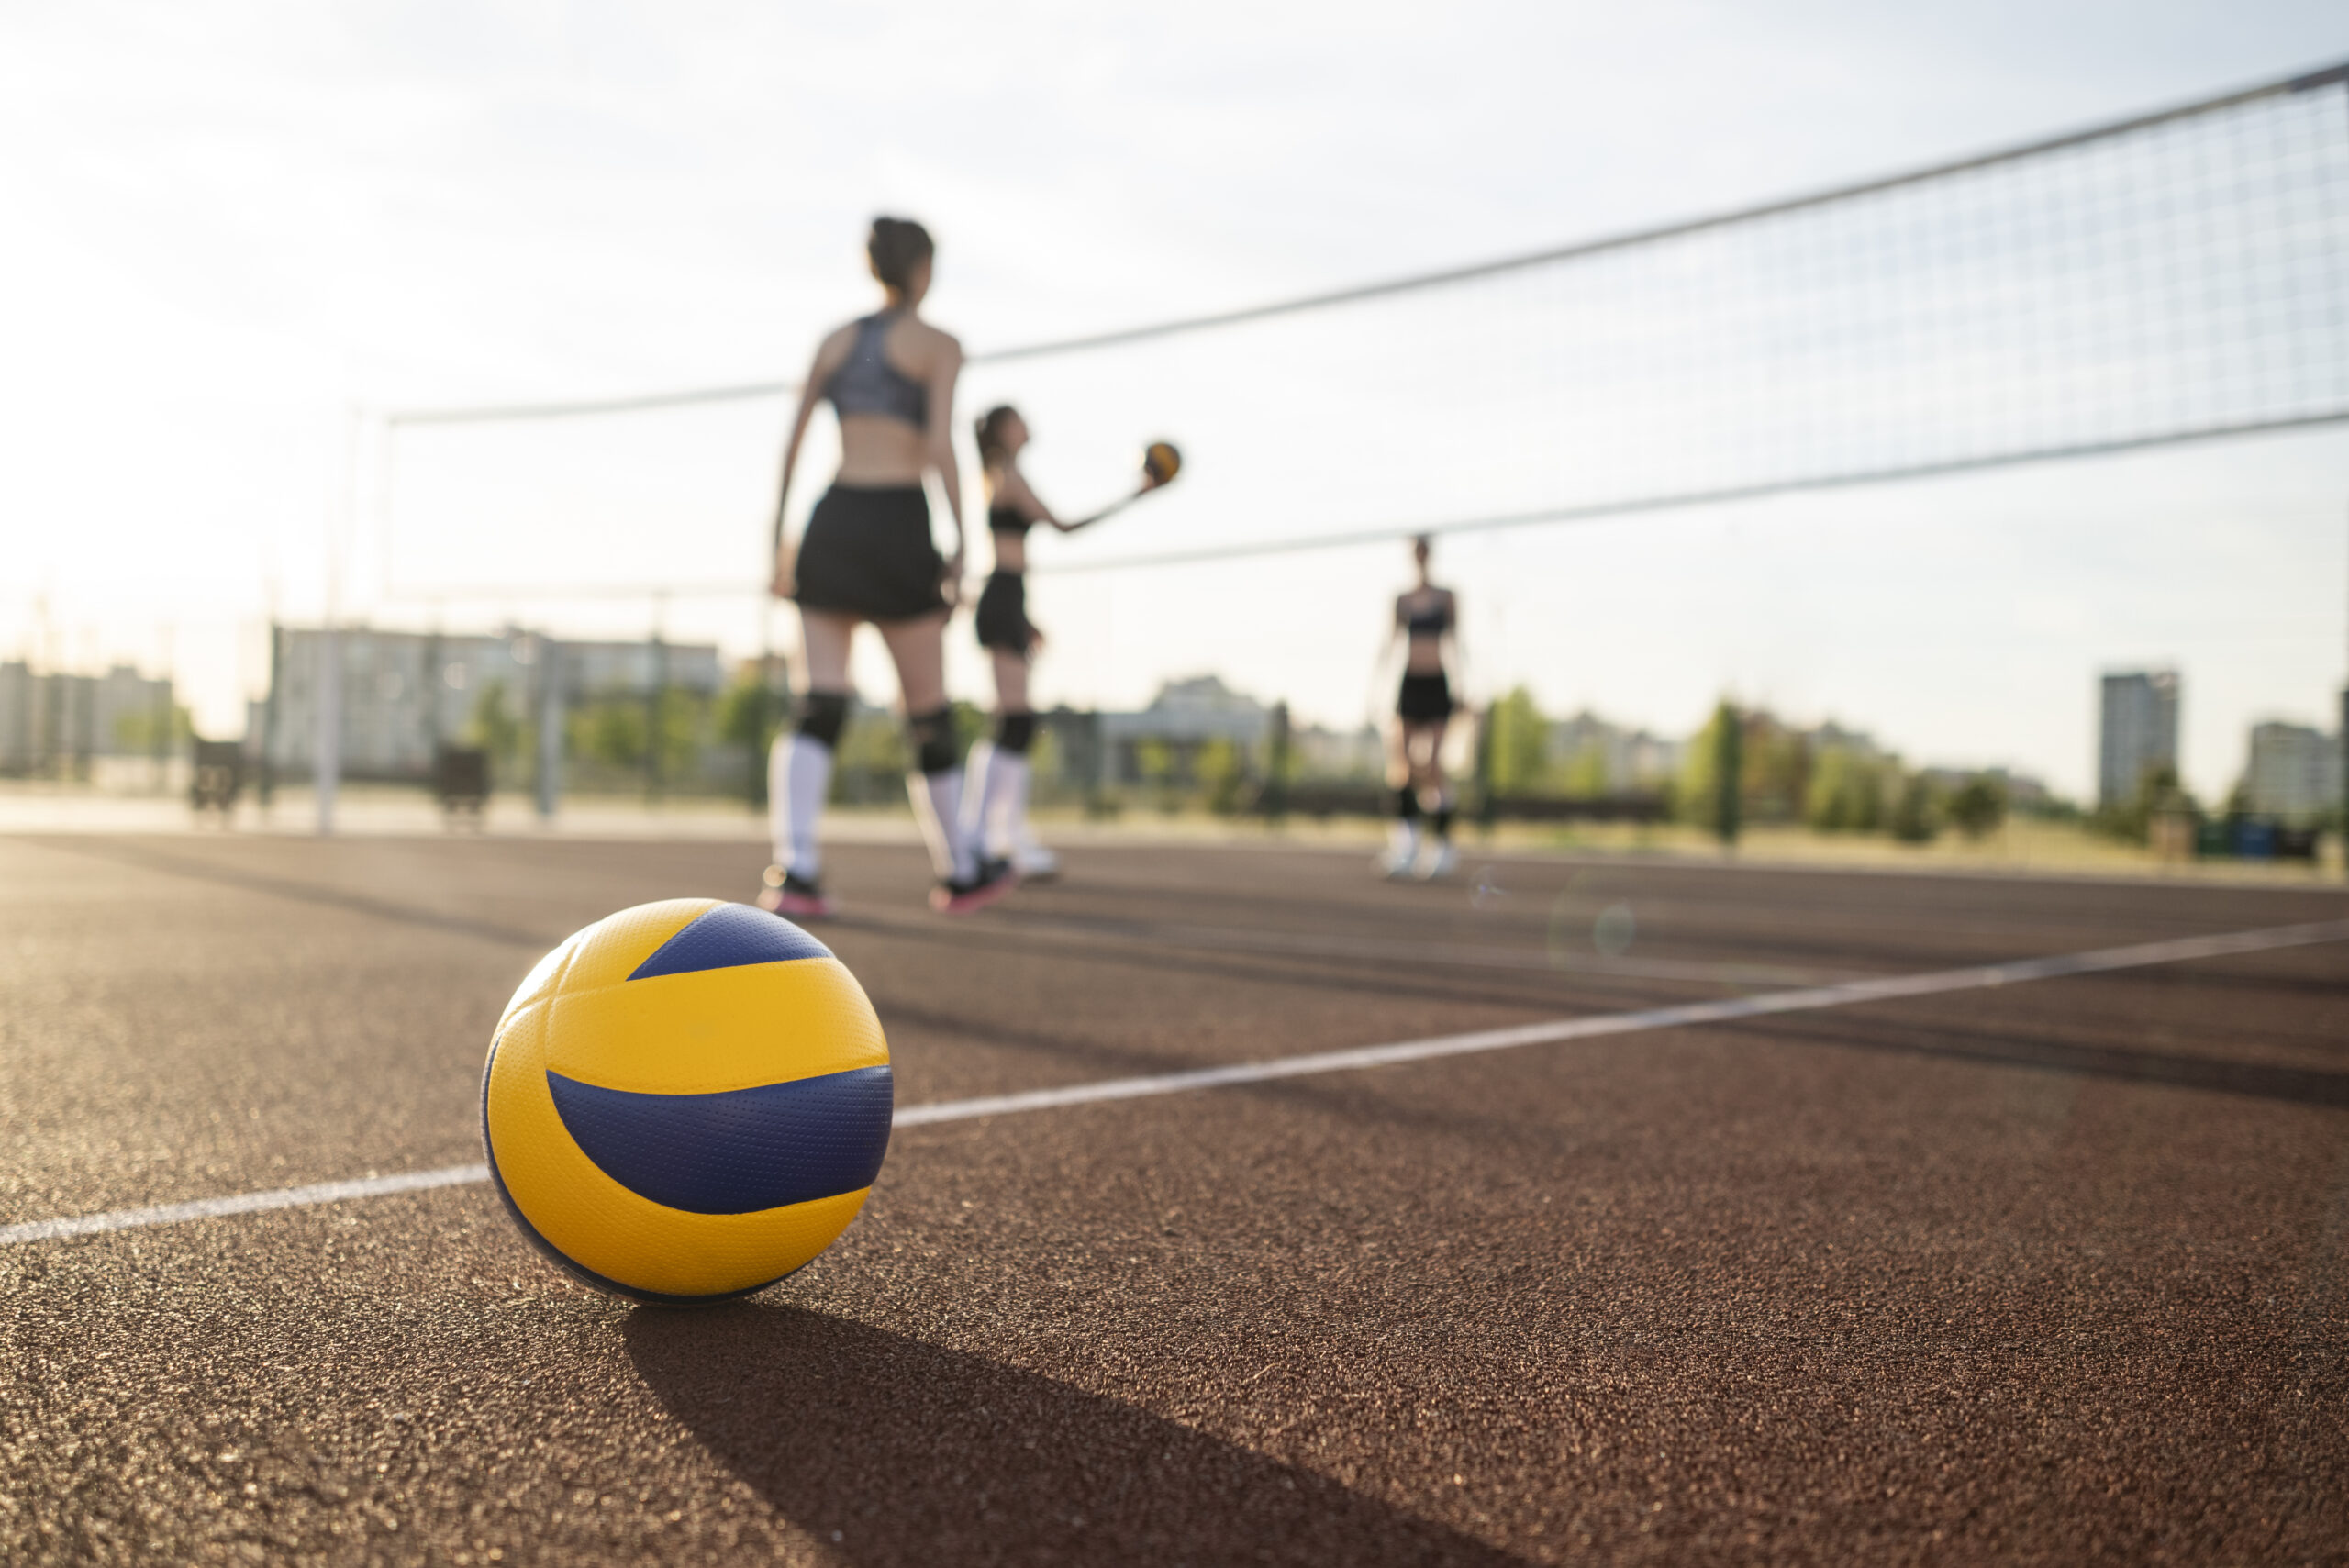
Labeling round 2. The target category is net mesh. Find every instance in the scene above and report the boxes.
[382,64,2349,599]
[969,67,2349,573]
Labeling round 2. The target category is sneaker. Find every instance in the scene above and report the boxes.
[1416,839,1459,881]
[930,858,1019,916]
[756,865,837,919]
[1009,835,1061,882]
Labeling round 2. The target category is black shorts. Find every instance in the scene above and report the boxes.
[974,571,1037,653]
[1397,671,1453,723]
[792,484,948,621]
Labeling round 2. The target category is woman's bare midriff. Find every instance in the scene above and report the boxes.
[833,415,930,485]
[1404,635,1444,676]
[989,529,1030,574]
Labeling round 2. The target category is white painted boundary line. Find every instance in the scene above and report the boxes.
[7,917,2345,1248]
[0,1163,490,1246]
[895,917,2349,1123]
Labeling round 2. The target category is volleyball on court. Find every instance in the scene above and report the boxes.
[480,898,893,1305]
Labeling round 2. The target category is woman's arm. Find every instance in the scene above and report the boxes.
[995,465,1067,530]
[1041,451,1175,533]
[1053,475,1148,533]
[923,338,966,598]
[771,337,842,596]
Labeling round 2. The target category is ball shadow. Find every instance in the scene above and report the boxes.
[623,1302,1526,1566]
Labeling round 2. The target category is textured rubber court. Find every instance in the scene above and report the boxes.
[3,830,2346,1565]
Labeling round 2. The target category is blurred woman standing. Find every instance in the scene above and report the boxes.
[1381,535,1462,879]
[959,406,1170,878]
[763,217,1014,917]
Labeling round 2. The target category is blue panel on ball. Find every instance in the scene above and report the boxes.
[547,1064,893,1214]
[627,902,832,981]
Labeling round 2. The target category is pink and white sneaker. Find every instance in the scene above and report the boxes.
[929,858,1019,916]
[756,865,837,920]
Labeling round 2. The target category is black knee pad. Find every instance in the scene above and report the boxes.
[796,690,849,748]
[1395,786,1421,820]
[907,706,958,775]
[996,712,1036,754]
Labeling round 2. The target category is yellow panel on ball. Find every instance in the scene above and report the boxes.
[481,898,893,1304]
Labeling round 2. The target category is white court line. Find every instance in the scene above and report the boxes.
[896,917,2349,1123]
[0,1164,491,1246]
[6,917,2345,1248]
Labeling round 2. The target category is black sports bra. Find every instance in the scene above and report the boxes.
[824,312,926,429]
[1400,594,1453,637]
[987,505,1030,539]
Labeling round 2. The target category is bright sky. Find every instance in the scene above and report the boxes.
[3,1,2346,801]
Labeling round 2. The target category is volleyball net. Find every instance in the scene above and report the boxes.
[384,61,2349,589]
[346,61,2349,819]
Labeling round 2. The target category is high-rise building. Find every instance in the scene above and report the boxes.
[2243,720,2343,825]
[2098,670,2180,807]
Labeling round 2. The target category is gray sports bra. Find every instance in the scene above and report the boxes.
[1401,594,1453,637]
[825,312,927,429]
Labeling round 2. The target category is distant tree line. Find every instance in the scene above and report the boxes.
[451,667,789,801]
[1678,700,2015,844]
[439,668,2055,847]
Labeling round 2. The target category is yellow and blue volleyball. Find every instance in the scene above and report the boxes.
[480,898,890,1305]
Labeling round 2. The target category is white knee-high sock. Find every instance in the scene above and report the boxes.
[992,751,1032,853]
[908,769,977,883]
[769,733,832,879]
[958,739,999,852]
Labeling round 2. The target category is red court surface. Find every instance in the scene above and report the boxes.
[3,832,2345,1564]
